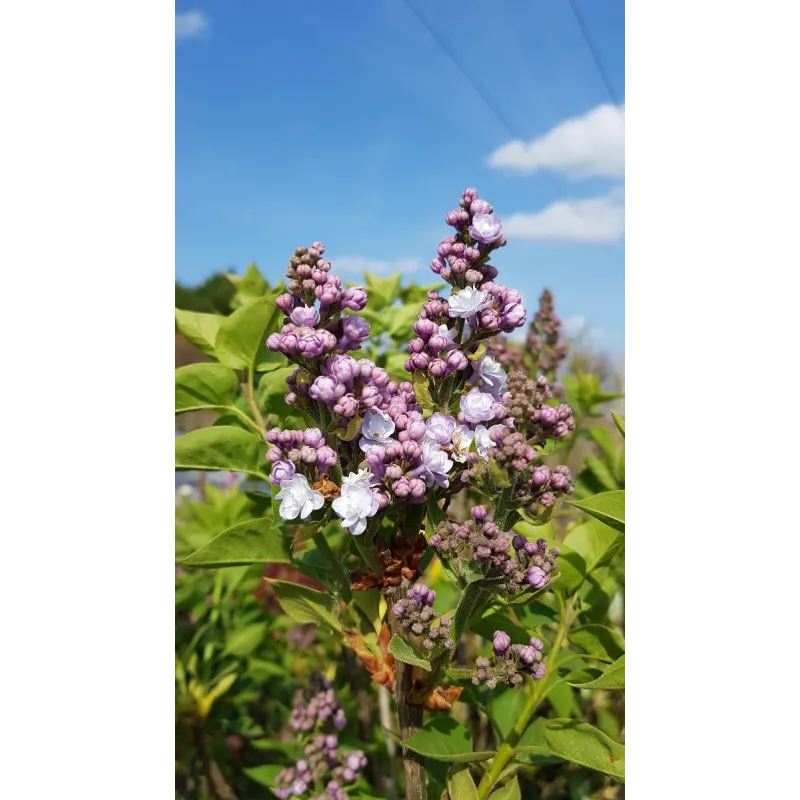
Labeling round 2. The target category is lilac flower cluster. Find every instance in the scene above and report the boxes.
[288,681,347,733]
[392,583,452,650]
[430,188,506,288]
[507,536,561,592]
[527,289,568,375]
[266,427,338,485]
[403,294,468,377]
[274,678,366,800]
[472,632,546,688]
[504,371,575,444]
[266,243,370,362]
[430,505,512,570]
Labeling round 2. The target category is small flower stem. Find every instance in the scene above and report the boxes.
[241,367,267,435]
[475,593,576,799]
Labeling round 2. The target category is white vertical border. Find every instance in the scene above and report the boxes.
[627,1,800,797]
[0,1,175,796]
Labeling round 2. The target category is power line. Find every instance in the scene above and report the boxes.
[567,0,623,108]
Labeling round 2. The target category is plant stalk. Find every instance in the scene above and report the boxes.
[476,593,576,799]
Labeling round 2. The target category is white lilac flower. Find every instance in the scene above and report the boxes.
[438,324,458,348]
[275,474,324,521]
[411,440,453,488]
[332,482,380,536]
[425,412,456,445]
[470,354,507,398]
[451,425,475,463]
[342,469,377,487]
[447,287,491,323]
[468,213,504,244]
[475,424,506,461]
[359,409,396,452]
[460,388,496,424]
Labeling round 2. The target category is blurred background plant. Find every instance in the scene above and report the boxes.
[176,264,624,799]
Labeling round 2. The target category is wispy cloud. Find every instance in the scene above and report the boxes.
[488,104,625,179]
[503,187,624,244]
[176,11,208,41]
[334,256,422,276]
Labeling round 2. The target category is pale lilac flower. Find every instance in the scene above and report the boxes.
[309,375,346,405]
[425,413,456,445]
[275,474,325,521]
[470,355,507,398]
[290,304,320,327]
[339,316,370,350]
[460,388,495,423]
[341,469,377,487]
[448,287,491,322]
[451,425,475,463]
[359,409,396,452]
[475,424,506,461]
[469,212,504,244]
[411,440,453,488]
[438,324,458,348]
[269,460,296,486]
[332,482,380,536]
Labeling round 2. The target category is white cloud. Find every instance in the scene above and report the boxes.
[334,256,422,276]
[176,11,208,40]
[503,187,624,244]
[488,104,625,178]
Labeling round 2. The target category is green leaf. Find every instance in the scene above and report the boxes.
[401,717,495,763]
[569,490,624,533]
[256,366,296,417]
[230,263,270,307]
[470,613,531,647]
[569,625,625,662]
[488,685,528,740]
[517,719,624,782]
[223,622,267,657]
[588,426,618,468]
[386,304,422,339]
[334,414,362,442]
[570,654,624,690]
[450,581,489,646]
[447,764,479,800]
[364,272,402,309]
[412,371,434,411]
[180,516,292,568]
[488,776,521,800]
[175,363,240,413]
[467,342,487,362]
[244,764,284,788]
[214,294,280,371]
[268,579,341,632]
[175,426,267,479]
[175,308,223,358]
[545,679,578,718]
[583,454,619,492]
[388,634,432,671]
[488,457,511,489]
[562,518,623,579]
[610,410,625,437]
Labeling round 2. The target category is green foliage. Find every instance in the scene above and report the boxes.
[570,654,624,690]
[447,764,480,799]
[569,490,625,533]
[388,634,432,671]
[175,308,224,357]
[214,294,281,372]
[175,426,267,478]
[401,718,496,762]
[267,579,342,632]
[175,363,240,413]
[569,625,625,662]
[176,272,237,315]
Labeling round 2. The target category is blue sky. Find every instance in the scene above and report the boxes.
[176,0,624,353]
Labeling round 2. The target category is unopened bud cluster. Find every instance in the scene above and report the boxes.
[266,427,338,485]
[471,632,546,688]
[527,289,567,374]
[392,583,452,650]
[430,505,512,569]
[504,371,575,445]
[288,677,347,733]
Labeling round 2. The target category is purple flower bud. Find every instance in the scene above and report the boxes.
[445,349,468,371]
[339,316,370,351]
[538,405,558,426]
[413,318,436,339]
[429,533,442,549]
[430,256,446,274]
[532,662,547,681]
[530,636,544,651]
[290,304,320,327]
[334,393,359,418]
[297,333,327,359]
[527,566,548,589]
[427,334,448,353]
[299,446,317,464]
[393,478,410,498]
[438,240,453,258]
[408,337,426,354]
[410,352,430,370]
[310,375,345,405]
[269,460,296,485]
[408,477,426,499]
[342,286,368,311]
[538,492,556,508]
[471,505,488,521]
[392,601,405,617]
[518,645,536,664]
[502,303,526,330]
[406,420,427,441]
[303,428,324,448]
[429,358,448,378]
[532,465,552,487]
[266,333,283,352]
[276,293,295,314]
[470,199,493,216]
[317,446,338,468]
[493,630,511,655]
[512,534,526,550]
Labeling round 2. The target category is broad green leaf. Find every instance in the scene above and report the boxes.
[488,685,528,740]
[175,426,267,479]
[386,303,421,339]
[488,457,511,489]
[512,520,555,541]
[610,410,625,437]
[517,719,624,782]
[471,613,531,647]
[215,294,280,371]
[569,625,625,662]
[180,516,292,568]
[562,519,623,578]
[256,366,296,416]
[447,764,479,800]
[229,263,269,307]
[244,764,284,788]
[583,454,619,492]
[175,363,240,413]
[364,272,402,309]
[489,776,521,800]
[450,581,489,646]
[570,655,624,690]
[587,426,618,470]
[388,635,432,671]
[401,282,446,305]
[223,622,267,657]
[352,589,384,636]
[175,308,223,358]
[268,579,341,632]
[401,717,495,763]
[205,672,237,705]
[545,679,578,718]
[569,490,624,533]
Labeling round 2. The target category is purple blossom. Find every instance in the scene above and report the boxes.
[341,286,368,311]
[425,413,456,445]
[493,630,511,655]
[469,212,504,244]
[269,460,296,486]
[309,375,346,406]
[527,566,548,589]
[290,304,320,327]
[338,315,370,351]
[460,388,496,424]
